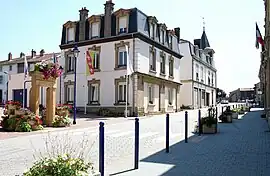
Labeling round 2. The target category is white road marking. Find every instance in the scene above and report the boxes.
[109,131,134,137]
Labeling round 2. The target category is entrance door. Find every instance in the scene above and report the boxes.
[13,89,27,107]
[206,93,210,106]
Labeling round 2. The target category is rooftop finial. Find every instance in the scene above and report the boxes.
[202,17,205,32]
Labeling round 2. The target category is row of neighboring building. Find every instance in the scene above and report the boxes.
[0,1,217,116]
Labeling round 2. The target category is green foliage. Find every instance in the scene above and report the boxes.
[23,154,93,176]
[53,115,71,127]
[17,122,32,132]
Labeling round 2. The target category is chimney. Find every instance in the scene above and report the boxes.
[20,52,25,58]
[174,27,180,43]
[104,0,114,37]
[8,52,12,61]
[31,49,36,58]
[40,49,45,56]
[79,7,89,41]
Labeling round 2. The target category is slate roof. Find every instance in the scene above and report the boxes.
[0,53,60,66]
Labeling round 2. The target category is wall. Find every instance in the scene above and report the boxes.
[179,42,192,80]
[179,82,192,107]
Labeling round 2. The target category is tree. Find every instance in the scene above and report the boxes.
[216,88,226,98]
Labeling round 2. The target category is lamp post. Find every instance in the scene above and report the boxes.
[71,45,80,125]
[4,71,9,103]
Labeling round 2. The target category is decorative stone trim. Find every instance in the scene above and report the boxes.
[148,16,158,24]
[63,21,76,28]
[114,41,130,70]
[114,9,130,35]
[64,49,74,75]
[114,76,129,105]
[87,79,101,105]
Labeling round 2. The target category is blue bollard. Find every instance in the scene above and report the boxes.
[185,111,188,143]
[215,106,218,133]
[99,122,105,176]
[134,118,139,169]
[166,113,169,153]
[198,110,201,136]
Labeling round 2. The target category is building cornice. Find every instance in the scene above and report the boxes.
[59,32,183,59]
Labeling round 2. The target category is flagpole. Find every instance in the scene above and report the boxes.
[125,74,128,118]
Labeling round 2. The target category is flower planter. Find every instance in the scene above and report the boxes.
[202,124,216,134]
[226,114,232,123]
[232,112,238,119]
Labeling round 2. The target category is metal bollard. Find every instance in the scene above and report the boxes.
[134,118,139,169]
[198,109,202,136]
[215,106,218,133]
[185,111,188,143]
[99,122,105,176]
[166,113,170,153]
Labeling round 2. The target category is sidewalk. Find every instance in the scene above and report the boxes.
[116,109,270,176]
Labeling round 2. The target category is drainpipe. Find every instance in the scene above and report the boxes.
[191,53,194,109]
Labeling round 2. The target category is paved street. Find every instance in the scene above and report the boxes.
[116,109,270,176]
[0,103,254,176]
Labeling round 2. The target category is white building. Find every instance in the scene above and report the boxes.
[58,1,183,116]
[179,30,217,109]
[0,50,59,107]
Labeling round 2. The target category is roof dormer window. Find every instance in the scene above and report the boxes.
[118,16,128,34]
[88,15,101,39]
[64,21,76,44]
[115,9,130,35]
[148,16,158,40]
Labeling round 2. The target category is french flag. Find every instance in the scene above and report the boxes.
[256,22,264,50]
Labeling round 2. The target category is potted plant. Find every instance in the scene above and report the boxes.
[201,107,217,134]
[231,108,239,119]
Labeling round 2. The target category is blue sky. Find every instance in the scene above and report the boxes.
[0,0,265,93]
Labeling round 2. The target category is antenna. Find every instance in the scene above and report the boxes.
[202,17,205,31]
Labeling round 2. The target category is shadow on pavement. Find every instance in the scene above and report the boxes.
[113,110,270,176]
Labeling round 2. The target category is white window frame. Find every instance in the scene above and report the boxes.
[118,16,127,34]
[148,84,154,104]
[91,22,99,38]
[118,47,127,67]
[88,83,99,103]
[67,85,74,102]
[66,27,75,43]
[118,82,127,102]
[160,54,165,74]
[168,88,173,105]
[149,49,156,71]
[169,58,174,77]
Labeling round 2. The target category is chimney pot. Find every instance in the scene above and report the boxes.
[40,49,45,56]
[31,49,36,58]
[79,7,89,41]
[8,52,12,61]
[104,0,114,37]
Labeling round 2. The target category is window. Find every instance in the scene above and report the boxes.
[200,66,204,82]
[118,49,127,67]
[89,50,100,69]
[195,64,199,81]
[0,66,2,72]
[169,57,174,77]
[0,75,3,84]
[66,84,74,103]
[91,22,99,38]
[148,85,154,104]
[202,90,205,99]
[168,35,172,49]
[118,82,127,102]
[88,83,99,104]
[211,73,214,86]
[168,88,173,105]
[66,27,75,43]
[208,71,211,85]
[151,24,155,39]
[17,63,24,73]
[67,55,75,72]
[160,53,165,74]
[9,65,12,71]
[118,16,127,34]
[149,47,156,71]
[161,30,165,44]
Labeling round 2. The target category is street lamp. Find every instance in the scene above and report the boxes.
[4,71,8,103]
[71,45,80,125]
